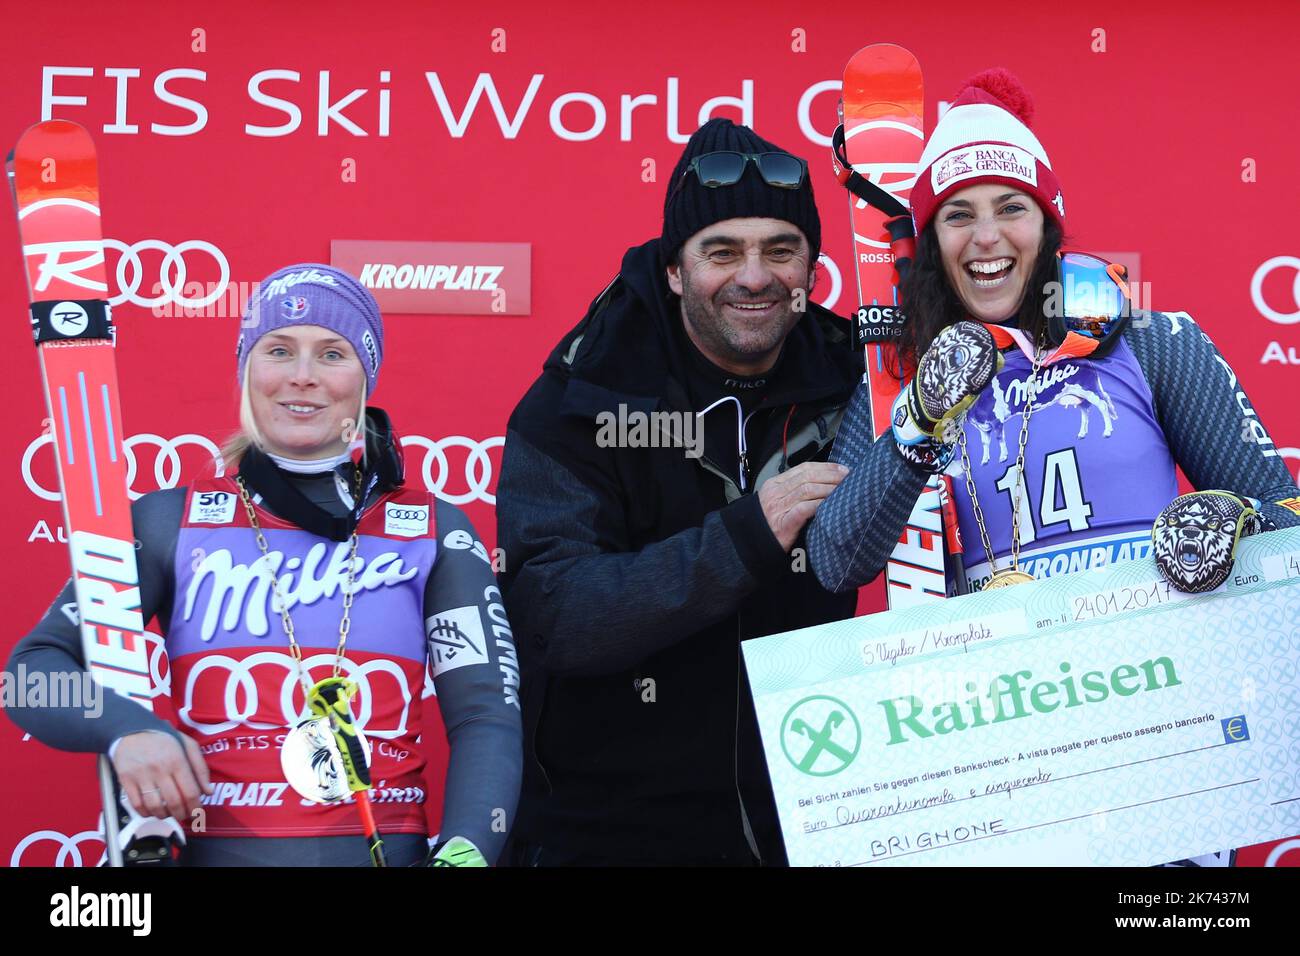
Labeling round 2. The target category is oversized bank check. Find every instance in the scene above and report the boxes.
[743,526,1300,866]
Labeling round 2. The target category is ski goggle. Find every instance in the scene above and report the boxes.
[1055,251,1131,341]
[671,151,807,200]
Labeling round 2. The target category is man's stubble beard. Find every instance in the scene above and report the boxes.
[678,271,806,369]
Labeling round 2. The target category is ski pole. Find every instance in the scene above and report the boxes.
[307,677,387,867]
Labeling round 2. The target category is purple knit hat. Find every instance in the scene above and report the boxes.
[237,263,384,393]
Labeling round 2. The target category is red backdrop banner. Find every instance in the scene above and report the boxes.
[2,0,1297,866]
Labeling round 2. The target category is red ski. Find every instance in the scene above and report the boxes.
[9,120,156,865]
[834,44,961,607]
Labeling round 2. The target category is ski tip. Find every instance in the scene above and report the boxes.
[842,44,924,114]
[847,42,920,63]
[15,118,96,157]
[20,118,92,136]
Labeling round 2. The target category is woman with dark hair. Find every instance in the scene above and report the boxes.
[809,69,1300,601]
[7,263,521,866]
[809,68,1300,870]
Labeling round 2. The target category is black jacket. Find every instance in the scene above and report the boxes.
[496,238,862,864]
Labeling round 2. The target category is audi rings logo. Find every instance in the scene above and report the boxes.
[22,431,503,506]
[1251,256,1300,325]
[400,435,503,506]
[23,431,224,502]
[104,238,231,310]
[11,828,105,867]
[387,508,427,521]
[178,652,412,738]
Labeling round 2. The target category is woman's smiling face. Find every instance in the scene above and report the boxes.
[936,183,1045,323]
[247,325,365,460]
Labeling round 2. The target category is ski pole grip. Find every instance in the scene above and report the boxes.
[884,214,916,254]
[884,214,917,284]
[307,678,373,790]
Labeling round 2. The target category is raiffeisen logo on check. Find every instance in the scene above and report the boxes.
[878,655,1181,745]
[331,239,531,315]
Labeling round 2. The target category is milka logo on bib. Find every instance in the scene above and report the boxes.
[965,362,1118,466]
[184,543,418,641]
[1003,363,1080,408]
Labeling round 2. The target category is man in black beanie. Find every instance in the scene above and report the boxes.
[496,118,863,865]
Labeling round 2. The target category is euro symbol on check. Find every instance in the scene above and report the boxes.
[1224,717,1248,742]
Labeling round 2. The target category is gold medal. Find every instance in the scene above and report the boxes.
[982,568,1035,590]
[958,344,1048,595]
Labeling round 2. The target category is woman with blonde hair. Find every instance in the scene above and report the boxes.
[9,263,521,866]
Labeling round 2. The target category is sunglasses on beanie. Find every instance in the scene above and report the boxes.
[669,151,807,202]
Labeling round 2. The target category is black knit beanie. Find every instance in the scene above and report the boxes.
[661,118,820,266]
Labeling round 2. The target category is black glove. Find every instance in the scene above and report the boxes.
[892,320,1003,448]
[1152,491,1263,593]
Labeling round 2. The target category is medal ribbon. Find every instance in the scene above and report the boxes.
[980,322,1100,367]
